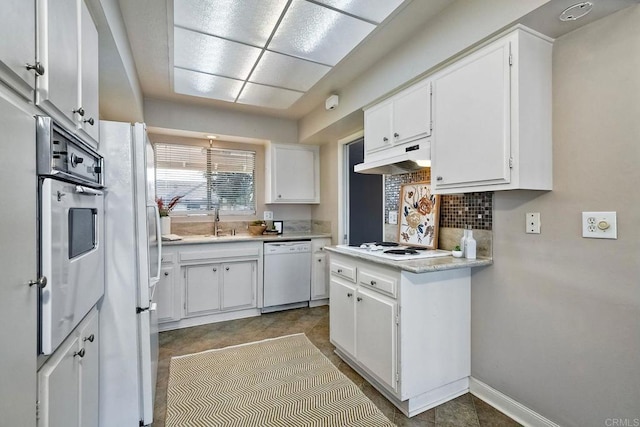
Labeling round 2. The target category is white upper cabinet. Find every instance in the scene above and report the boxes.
[37,0,99,147]
[0,1,37,100]
[265,143,320,204]
[364,79,432,161]
[431,27,553,193]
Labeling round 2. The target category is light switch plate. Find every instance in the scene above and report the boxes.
[388,211,398,225]
[263,211,273,220]
[582,211,617,239]
[526,212,541,234]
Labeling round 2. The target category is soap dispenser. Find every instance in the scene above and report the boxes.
[465,229,477,259]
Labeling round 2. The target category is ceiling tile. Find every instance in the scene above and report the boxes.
[312,0,405,24]
[174,68,243,102]
[250,51,331,92]
[237,83,304,109]
[268,0,376,66]
[174,0,288,47]
[174,27,261,80]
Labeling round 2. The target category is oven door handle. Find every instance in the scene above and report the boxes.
[75,185,102,196]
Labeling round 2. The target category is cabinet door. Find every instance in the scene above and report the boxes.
[37,0,80,125]
[393,81,432,143]
[185,265,221,315]
[38,336,81,427]
[364,100,392,155]
[272,145,317,202]
[78,0,99,144]
[157,266,179,322]
[432,39,511,189]
[311,253,328,300]
[78,310,99,427]
[0,97,37,427]
[329,280,356,356]
[221,261,256,310]
[356,289,397,392]
[0,1,36,99]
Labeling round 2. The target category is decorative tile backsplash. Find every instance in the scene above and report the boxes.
[384,169,493,230]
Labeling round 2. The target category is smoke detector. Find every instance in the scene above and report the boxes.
[559,2,593,21]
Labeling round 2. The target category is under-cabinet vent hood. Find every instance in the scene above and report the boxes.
[354,140,431,175]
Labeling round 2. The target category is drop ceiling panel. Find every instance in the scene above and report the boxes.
[313,0,405,23]
[174,0,289,47]
[250,51,331,92]
[174,27,261,80]
[174,68,244,102]
[268,0,376,66]
[237,83,304,109]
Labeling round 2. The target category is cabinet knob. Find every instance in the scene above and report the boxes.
[83,117,95,126]
[83,334,95,343]
[370,280,376,286]
[278,194,282,198]
[213,268,217,272]
[29,276,47,289]
[225,267,230,271]
[337,268,343,273]
[164,272,169,276]
[436,176,443,181]
[383,137,388,142]
[73,107,85,117]
[26,62,45,76]
[347,293,353,298]
[394,132,399,138]
[356,297,363,302]
[317,258,322,263]
[74,349,86,358]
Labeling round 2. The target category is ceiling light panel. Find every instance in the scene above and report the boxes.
[237,83,304,109]
[250,51,331,92]
[174,0,288,47]
[269,0,376,66]
[174,27,261,80]
[312,0,405,24]
[174,68,243,102]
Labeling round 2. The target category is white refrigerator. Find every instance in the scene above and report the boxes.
[99,121,161,426]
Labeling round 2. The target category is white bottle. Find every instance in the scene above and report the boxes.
[460,229,468,257]
[465,229,477,259]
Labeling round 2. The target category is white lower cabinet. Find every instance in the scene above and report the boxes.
[329,253,471,417]
[38,307,99,427]
[157,265,179,322]
[185,264,221,315]
[221,261,256,310]
[311,238,331,301]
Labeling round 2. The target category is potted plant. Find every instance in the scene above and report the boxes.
[452,245,463,258]
[156,196,182,235]
[248,220,267,236]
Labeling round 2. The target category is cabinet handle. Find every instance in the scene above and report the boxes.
[26,62,45,76]
[164,272,169,276]
[28,276,47,289]
[347,293,353,297]
[356,297,363,302]
[436,176,443,181]
[225,267,230,271]
[213,268,217,272]
[317,258,322,263]
[83,117,95,126]
[383,137,388,142]
[370,280,376,286]
[73,107,86,117]
[83,334,95,343]
[74,349,86,358]
[394,132,399,138]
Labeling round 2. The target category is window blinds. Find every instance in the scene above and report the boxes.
[155,143,256,215]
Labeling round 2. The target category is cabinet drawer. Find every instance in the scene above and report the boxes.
[330,261,356,282]
[161,253,175,264]
[358,269,397,297]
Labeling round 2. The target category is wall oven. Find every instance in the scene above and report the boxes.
[37,117,105,355]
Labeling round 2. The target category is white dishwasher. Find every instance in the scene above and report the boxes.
[263,241,312,311]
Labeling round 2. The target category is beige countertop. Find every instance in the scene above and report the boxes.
[325,246,492,274]
[162,232,332,246]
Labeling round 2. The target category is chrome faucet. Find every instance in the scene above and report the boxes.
[214,208,220,236]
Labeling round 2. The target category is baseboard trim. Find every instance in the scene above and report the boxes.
[469,378,560,427]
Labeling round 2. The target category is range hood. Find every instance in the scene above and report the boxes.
[354,140,431,175]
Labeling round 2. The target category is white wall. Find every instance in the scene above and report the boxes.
[471,6,640,426]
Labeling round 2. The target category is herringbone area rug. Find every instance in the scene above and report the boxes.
[166,333,396,426]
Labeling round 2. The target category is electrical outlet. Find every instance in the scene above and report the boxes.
[526,212,541,234]
[582,212,617,239]
[388,211,398,225]
[263,211,273,220]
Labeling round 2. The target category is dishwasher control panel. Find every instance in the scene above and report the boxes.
[264,241,311,254]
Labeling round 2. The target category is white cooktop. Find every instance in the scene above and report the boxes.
[336,244,451,260]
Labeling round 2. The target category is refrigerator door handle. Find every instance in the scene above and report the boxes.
[153,204,162,281]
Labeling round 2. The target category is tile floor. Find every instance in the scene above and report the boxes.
[154,306,521,427]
